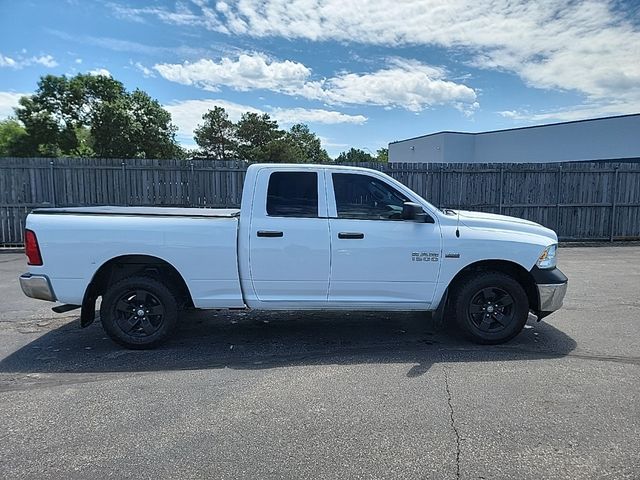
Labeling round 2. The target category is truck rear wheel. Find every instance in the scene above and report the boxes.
[100,276,178,349]
[452,271,529,344]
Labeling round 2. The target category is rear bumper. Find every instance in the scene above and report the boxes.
[19,273,56,302]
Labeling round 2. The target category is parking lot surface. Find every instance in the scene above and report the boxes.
[1,247,639,479]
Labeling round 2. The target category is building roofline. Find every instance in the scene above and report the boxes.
[388,112,640,145]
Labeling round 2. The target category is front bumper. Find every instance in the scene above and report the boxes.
[19,273,56,302]
[537,281,568,312]
[530,266,568,315]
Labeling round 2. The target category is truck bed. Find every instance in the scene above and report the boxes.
[32,206,240,218]
[26,206,244,308]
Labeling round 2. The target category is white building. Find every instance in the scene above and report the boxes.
[388,114,640,164]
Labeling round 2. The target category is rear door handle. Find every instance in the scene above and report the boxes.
[338,232,364,239]
[257,230,283,238]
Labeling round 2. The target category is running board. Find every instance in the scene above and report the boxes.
[52,304,81,314]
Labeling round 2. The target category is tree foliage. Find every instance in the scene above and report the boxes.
[0,118,27,156]
[335,148,374,163]
[287,124,331,163]
[193,106,237,160]
[193,109,331,163]
[91,89,180,158]
[376,147,389,163]
[9,73,182,158]
[235,112,282,161]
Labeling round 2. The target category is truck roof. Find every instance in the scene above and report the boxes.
[31,206,240,218]
[247,163,378,172]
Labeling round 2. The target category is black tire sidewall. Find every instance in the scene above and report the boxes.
[100,276,178,349]
[454,272,529,344]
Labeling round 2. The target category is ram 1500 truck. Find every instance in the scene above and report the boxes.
[19,163,568,348]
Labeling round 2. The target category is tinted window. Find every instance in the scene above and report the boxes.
[267,172,318,217]
[333,173,409,220]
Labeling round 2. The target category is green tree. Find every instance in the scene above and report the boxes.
[253,137,304,163]
[192,110,332,163]
[286,124,330,163]
[0,118,27,156]
[91,90,181,158]
[235,112,283,161]
[12,73,181,158]
[336,148,374,163]
[376,147,389,162]
[129,90,180,159]
[89,96,133,157]
[14,74,126,156]
[193,106,237,160]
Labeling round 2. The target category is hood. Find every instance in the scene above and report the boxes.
[456,210,557,242]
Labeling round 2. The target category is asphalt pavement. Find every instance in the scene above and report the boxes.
[0,247,638,479]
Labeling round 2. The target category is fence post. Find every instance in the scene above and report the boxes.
[555,164,562,233]
[189,161,195,207]
[49,159,57,207]
[610,166,619,242]
[121,160,128,206]
[499,165,504,214]
[438,164,444,208]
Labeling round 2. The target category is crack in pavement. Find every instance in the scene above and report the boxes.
[443,365,461,479]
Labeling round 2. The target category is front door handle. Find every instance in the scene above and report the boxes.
[338,232,364,239]
[257,230,284,238]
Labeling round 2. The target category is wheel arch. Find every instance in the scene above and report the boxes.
[80,254,193,327]
[446,259,538,312]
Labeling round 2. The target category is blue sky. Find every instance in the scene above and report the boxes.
[1,0,639,157]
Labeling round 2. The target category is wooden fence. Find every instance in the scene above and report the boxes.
[1,157,640,246]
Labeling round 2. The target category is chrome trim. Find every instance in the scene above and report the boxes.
[537,281,568,312]
[19,273,56,302]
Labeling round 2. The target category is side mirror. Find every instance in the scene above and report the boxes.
[402,202,435,223]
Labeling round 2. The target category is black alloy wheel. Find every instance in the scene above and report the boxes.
[453,271,529,344]
[101,276,178,349]
[468,287,515,333]
[113,289,165,337]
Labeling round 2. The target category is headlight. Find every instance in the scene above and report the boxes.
[537,244,557,269]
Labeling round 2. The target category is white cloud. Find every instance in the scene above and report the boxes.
[0,92,27,118]
[154,53,312,93]
[75,58,83,64]
[31,55,57,68]
[47,29,210,58]
[123,0,640,113]
[165,98,368,143]
[88,68,111,77]
[155,53,477,111]
[303,59,477,111]
[0,54,17,68]
[110,2,204,27]
[270,107,366,125]
[0,52,58,69]
[133,61,155,77]
[498,101,640,123]
[318,136,348,149]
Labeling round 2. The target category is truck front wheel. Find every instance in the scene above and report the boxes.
[100,276,178,349]
[452,271,529,344]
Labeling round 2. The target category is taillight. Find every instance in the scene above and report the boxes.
[25,229,43,266]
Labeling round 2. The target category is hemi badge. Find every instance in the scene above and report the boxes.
[445,253,460,258]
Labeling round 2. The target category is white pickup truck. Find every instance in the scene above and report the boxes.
[20,163,567,348]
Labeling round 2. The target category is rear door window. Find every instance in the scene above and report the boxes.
[267,172,318,218]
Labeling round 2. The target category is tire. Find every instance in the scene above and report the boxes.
[100,276,178,349]
[452,271,529,344]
